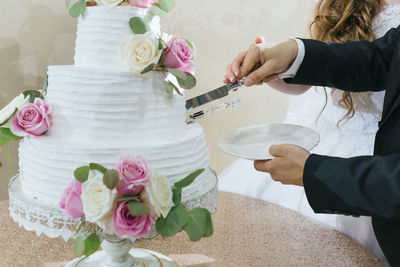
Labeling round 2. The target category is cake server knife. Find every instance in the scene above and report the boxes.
[185,78,245,110]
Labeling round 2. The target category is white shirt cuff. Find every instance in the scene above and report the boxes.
[278,38,305,79]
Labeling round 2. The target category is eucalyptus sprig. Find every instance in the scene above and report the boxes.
[156,168,214,241]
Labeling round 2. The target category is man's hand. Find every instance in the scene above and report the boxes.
[224,39,298,86]
[254,144,311,186]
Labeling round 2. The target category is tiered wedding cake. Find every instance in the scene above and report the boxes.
[9,5,217,241]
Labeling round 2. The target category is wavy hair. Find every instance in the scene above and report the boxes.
[310,0,382,124]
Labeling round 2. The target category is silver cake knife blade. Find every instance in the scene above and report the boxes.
[185,78,244,110]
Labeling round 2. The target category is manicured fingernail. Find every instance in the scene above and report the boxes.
[245,77,254,86]
[229,76,234,83]
[234,71,239,76]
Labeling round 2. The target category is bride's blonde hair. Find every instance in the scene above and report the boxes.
[310,0,382,124]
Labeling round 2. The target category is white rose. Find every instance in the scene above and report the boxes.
[0,94,29,126]
[95,0,124,6]
[141,171,173,219]
[81,169,117,234]
[121,31,162,74]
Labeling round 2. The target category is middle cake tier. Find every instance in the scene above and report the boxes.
[46,65,186,140]
[19,123,209,208]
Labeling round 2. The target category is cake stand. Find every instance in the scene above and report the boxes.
[9,168,218,266]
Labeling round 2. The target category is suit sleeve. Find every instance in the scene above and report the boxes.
[303,154,400,220]
[284,25,400,92]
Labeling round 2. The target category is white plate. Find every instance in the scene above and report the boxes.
[218,123,320,160]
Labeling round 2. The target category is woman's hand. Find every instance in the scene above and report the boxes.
[224,37,266,84]
[224,39,299,86]
[240,40,299,86]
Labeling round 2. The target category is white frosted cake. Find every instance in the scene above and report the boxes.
[17,6,215,209]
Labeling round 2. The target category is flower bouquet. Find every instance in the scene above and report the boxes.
[60,156,213,265]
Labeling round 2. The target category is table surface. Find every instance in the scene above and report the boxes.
[0,192,383,267]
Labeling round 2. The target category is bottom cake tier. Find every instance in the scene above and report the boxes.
[18,123,209,208]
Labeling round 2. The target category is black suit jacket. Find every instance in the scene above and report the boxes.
[285,25,400,266]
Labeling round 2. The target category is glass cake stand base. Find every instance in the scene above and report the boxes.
[65,249,177,267]
[65,237,177,267]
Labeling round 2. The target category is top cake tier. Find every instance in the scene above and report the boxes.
[74,6,160,69]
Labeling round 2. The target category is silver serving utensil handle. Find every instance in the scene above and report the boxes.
[228,78,245,92]
[188,97,241,121]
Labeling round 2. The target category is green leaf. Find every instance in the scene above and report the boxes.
[116,196,140,202]
[69,0,86,17]
[165,83,173,98]
[167,81,182,96]
[43,75,49,92]
[66,0,71,8]
[167,68,186,79]
[184,39,197,59]
[129,17,151,34]
[75,219,86,235]
[103,170,119,190]
[128,202,150,216]
[23,90,44,103]
[150,4,168,17]
[184,208,208,241]
[0,127,20,146]
[89,163,107,174]
[158,38,164,50]
[156,204,188,237]
[158,0,175,12]
[74,166,90,183]
[172,186,181,206]
[140,63,155,75]
[158,52,166,68]
[177,73,196,89]
[175,169,204,189]
[167,68,197,89]
[203,209,213,238]
[84,233,101,256]
[74,236,85,257]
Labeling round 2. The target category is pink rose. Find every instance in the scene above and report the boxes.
[128,0,157,8]
[59,180,84,219]
[10,98,51,137]
[163,36,195,74]
[116,156,149,196]
[113,201,152,238]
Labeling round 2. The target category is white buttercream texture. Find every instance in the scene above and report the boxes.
[18,6,211,209]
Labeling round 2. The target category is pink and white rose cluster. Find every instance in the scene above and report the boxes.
[60,156,174,239]
[0,93,51,137]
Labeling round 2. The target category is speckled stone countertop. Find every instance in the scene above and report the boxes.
[0,192,383,266]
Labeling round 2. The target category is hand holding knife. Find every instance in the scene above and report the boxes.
[185,62,262,111]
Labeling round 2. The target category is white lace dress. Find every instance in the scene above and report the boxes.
[218,4,400,265]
